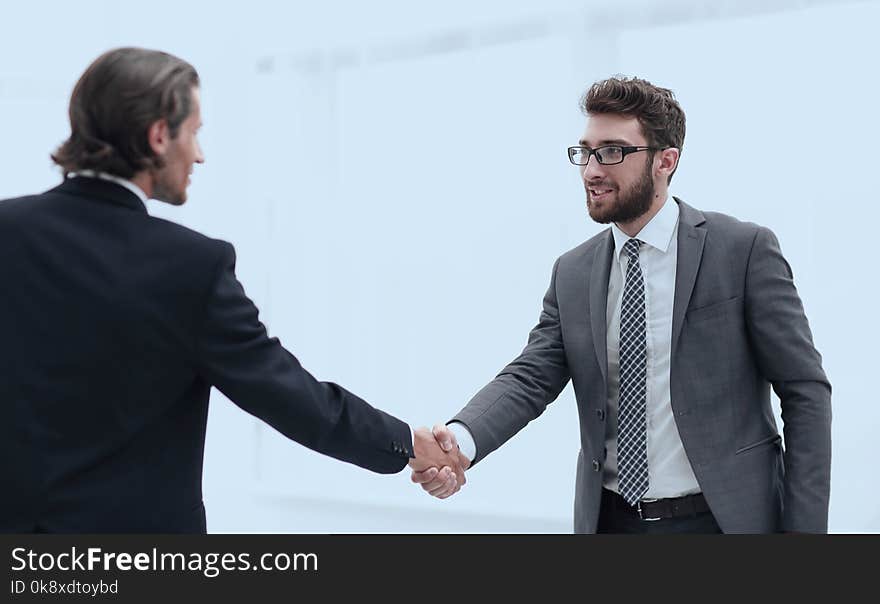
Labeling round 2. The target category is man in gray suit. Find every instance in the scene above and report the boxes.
[411,76,831,533]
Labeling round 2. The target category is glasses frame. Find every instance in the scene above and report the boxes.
[567,145,664,166]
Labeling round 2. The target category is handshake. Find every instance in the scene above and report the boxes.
[407,425,471,499]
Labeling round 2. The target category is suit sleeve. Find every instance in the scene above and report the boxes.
[452,258,571,465]
[744,226,832,532]
[193,242,412,474]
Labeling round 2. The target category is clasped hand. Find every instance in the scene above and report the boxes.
[407,425,470,499]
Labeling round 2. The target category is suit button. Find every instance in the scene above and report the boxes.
[591,459,601,472]
[596,409,606,421]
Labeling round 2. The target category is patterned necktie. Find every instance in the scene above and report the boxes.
[617,238,649,505]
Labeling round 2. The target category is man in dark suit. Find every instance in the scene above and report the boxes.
[0,47,463,533]
[412,77,832,533]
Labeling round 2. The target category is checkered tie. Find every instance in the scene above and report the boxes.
[618,238,649,506]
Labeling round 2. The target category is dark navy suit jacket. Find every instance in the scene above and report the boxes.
[0,177,412,533]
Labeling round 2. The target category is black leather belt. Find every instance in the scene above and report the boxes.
[604,489,710,521]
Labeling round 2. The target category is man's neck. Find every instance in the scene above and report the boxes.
[615,188,670,238]
[130,172,154,199]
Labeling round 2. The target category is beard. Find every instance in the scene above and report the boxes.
[152,184,186,205]
[151,166,187,206]
[586,156,655,225]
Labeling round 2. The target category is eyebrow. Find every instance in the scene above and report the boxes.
[577,138,634,147]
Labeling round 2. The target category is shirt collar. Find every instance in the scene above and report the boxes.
[610,195,678,257]
[69,170,148,205]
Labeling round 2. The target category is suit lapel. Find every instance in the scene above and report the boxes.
[671,198,707,355]
[589,230,614,387]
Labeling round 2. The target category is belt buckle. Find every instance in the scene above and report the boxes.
[637,498,662,522]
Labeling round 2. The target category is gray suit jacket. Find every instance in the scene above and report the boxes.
[453,198,831,533]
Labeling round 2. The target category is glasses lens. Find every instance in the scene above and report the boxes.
[569,147,588,165]
[595,146,623,164]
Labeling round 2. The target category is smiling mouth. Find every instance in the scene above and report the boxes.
[588,187,614,200]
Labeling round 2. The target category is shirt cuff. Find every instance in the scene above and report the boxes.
[447,421,476,462]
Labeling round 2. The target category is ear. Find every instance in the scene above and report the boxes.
[146,119,171,156]
[656,147,680,180]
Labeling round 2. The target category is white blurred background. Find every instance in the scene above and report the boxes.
[2,0,876,532]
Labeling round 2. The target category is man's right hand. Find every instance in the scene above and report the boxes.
[410,424,471,499]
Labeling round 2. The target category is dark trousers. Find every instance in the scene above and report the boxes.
[597,488,722,534]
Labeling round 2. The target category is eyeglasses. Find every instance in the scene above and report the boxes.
[567,145,662,166]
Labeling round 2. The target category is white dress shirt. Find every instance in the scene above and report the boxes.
[450,197,701,498]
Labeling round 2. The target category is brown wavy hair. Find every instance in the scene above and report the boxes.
[581,76,685,182]
[52,47,199,178]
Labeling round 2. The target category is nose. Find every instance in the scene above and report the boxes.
[195,140,205,164]
[581,156,605,181]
